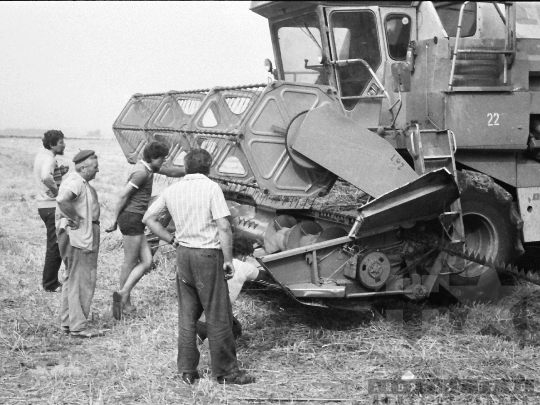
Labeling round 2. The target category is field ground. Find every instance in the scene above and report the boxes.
[1,138,540,404]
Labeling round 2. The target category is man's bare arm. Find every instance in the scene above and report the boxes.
[143,211,174,244]
[159,165,185,178]
[158,144,186,178]
[40,160,58,197]
[56,188,80,229]
[105,183,137,232]
[216,217,235,280]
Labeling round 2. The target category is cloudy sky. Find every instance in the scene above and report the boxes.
[0,1,273,137]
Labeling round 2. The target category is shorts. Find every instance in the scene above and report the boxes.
[118,211,145,236]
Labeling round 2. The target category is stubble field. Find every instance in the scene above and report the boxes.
[1,137,540,404]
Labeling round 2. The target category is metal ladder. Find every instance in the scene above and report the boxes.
[448,1,516,91]
[409,125,465,244]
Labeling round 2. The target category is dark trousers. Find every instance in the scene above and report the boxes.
[197,316,242,341]
[38,207,62,291]
[176,246,239,378]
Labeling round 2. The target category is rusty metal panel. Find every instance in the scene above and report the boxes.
[292,103,418,198]
[517,187,540,242]
[445,92,530,149]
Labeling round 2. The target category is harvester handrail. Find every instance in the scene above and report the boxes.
[448,1,469,91]
[330,58,391,107]
[449,1,515,90]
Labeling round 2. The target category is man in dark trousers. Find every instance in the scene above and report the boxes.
[33,130,69,292]
[143,148,254,385]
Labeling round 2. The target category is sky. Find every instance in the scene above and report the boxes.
[0,1,273,137]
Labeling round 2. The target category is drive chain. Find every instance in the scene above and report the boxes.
[405,232,540,287]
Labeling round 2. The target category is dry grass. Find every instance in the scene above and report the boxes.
[1,138,540,404]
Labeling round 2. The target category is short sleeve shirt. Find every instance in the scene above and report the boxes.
[146,174,230,249]
[228,258,260,303]
[33,149,64,209]
[124,161,154,214]
[55,172,100,251]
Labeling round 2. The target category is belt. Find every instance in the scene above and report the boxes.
[92,220,100,226]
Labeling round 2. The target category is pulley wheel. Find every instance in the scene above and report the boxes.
[357,251,391,290]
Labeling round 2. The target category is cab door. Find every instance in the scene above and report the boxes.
[379,7,416,129]
[323,6,415,128]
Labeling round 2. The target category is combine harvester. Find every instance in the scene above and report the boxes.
[113,1,540,309]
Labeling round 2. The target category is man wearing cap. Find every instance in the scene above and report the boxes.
[33,130,69,292]
[56,150,104,338]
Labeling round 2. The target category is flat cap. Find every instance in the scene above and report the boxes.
[73,150,96,164]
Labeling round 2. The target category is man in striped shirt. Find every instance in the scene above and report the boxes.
[143,148,254,385]
[33,130,69,292]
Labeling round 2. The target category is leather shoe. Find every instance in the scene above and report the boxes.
[181,371,200,385]
[217,370,255,385]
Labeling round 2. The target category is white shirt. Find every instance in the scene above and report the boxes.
[147,174,230,249]
[228,258,260,303]
[33,148,61,209]
[55,172,100,251]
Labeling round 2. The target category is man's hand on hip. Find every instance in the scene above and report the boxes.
[105,222,118,233]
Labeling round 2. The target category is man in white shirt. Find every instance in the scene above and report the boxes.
[143,148,255,385]
[33,130,69,292]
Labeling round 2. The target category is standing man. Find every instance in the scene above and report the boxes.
[143,148,255,385]
[56,150,104,338]
[106,141,185,320]
[33,130,69,292]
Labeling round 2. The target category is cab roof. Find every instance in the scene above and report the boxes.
[250,1,417,19]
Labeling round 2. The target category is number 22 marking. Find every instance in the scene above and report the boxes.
[487,113,500,126]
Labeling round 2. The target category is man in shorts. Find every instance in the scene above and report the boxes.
[106,141,184,320]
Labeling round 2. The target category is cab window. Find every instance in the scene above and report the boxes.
[435,2,477,37]
[330,10,381,109]
[385,14,412,60]
[275,14,328,85]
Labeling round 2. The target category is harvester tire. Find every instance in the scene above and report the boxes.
[445,170,523,302]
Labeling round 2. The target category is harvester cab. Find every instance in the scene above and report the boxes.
[113,1,540,310]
